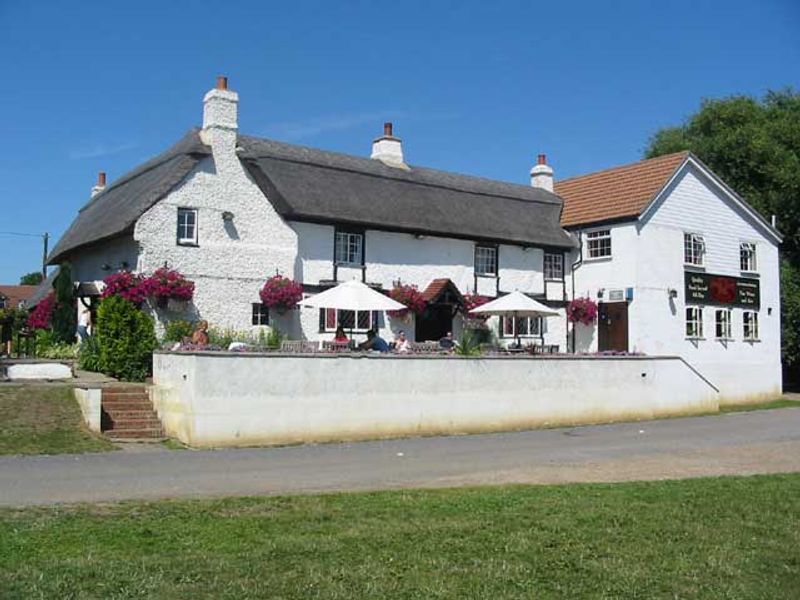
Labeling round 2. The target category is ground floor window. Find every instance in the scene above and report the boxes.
[500,316,545,338]
[743,311,759,341]
[252,303,269,326]
[685,306,703,339]
[715,309,732,340]
[320,308,376,333]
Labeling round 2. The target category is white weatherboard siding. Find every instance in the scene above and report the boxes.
[572,163,781,404]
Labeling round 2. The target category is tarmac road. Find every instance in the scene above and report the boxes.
[2,408,799,507]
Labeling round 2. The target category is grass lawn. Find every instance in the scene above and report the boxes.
[1,475,799,599]
[721,397,800,413]
[0,384,114,455]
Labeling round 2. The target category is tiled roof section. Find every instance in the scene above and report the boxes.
[0,285,38,308]
[421,278,451,302]
[420,278,465,305]
[555,151,689,227]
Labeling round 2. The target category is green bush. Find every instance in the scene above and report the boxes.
[78,335,102,372]
[163,319,194,343]
[51,263,77,344]
[264,327,285,349]
[96,296,157,381]
[454,331,482,356]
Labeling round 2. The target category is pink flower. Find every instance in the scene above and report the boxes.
[27,293,56,329]
[260,275,303,310]
[387,284,427,317]
[567,297,598,325]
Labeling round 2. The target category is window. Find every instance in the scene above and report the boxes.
[743,311,759,340]
[685,306,703,338]
[321,308,375,333]
[586,229,611,259]
[544,253,564,280]
[474,245,498,276]
[715,309,732,340]
[740,242,757,272]
[684,233,705,266]
[0,296,6,309]
[177,208,198,245]
[252,303,269,326]
[501,316,546,338]
[334,230,364,266]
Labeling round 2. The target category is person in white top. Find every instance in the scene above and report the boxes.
[77,305,92,341]
[395,330,410,353]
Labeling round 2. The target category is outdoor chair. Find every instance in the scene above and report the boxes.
[280,340,318,353]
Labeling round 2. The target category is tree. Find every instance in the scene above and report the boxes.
[646,89,800,379]
[19,272,43,286]
[51,263,76,344]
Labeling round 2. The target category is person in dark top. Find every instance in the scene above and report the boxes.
[359,329,390,352]
[439,331,456,350]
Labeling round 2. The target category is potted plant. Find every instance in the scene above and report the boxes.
[567,297,598,325]
[259,275,303,313]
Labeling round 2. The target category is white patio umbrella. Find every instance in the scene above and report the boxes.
[301,280,405,311]
[470,291,559,347]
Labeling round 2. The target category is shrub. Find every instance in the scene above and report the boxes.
[96,295,157,381]
[27,294,55,330]
[259,275,303,312]
[78,335,102,372]
[454,331,482,356]
[264,327,285,349]
[388,283,427,317]
[163,319,194,343]
[51,264,76,344]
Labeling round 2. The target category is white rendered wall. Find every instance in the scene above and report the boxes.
[70,236,139,285]
[571,164,782,403]
[152,352,719,447]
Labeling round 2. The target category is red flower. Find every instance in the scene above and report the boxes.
[141,268,195,302]
[102,271,147,304]
[567,297,598,325]
[259,275,303,311]
[27,293,56,329]
[387,284,427,317]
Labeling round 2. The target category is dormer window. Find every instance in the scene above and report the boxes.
[684,232,705,266]
[177,208,198,246]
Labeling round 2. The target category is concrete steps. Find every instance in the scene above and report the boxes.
[101,386,163,441]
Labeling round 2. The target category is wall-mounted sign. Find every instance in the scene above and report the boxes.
[684,272,760,308]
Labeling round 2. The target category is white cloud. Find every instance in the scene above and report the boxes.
[68,141,138,160]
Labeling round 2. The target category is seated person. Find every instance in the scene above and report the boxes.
[439,331,456,349]
[395,330,410,353]
[358,329,390,352]
[191,320,210,346]
[333,326,349,343]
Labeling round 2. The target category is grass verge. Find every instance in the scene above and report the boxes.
[0,384,114,455]
[1,474,799,598]
[721,397,800,413]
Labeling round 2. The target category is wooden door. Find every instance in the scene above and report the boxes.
[598,302,628,352]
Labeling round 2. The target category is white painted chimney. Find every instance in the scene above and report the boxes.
[371,122,406,168]
[200,76,238,154]
[530,153,554,192]
[91,171,106,198]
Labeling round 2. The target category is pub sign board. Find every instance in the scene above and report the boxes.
[684,272,760,308]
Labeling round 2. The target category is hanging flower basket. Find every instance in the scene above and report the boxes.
[567,297,598,325]
[142,267,195,308]
[259,275,303,313]
[387,283,427,318]
[101,271,148,305]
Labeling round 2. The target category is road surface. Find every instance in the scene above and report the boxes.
[2,408,799,506]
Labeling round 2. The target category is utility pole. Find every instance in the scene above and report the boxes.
[41,232,49,279]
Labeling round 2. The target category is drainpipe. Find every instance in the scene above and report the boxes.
[569,230,583,353]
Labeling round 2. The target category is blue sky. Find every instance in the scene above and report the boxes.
[0,0,798,282]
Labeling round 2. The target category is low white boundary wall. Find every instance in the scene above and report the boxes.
[73,388,102,433]
[152,352,720,448]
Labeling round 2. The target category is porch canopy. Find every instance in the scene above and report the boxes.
[302,280,405,312]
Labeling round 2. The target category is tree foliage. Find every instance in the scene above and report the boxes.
[96,295,157,382]
[51,263,76,344]
[646,89,800,373]
[19,272,43,285]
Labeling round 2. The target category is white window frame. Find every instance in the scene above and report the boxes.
[740,242,757,273]
[251,303,269,326]
[684,232,705,267]
[177,208,198,246]
[586,229,611,259]
[685,306,704,339]
[474,245,498,277]
[544,252,564,280]
[334,231,364,267]
[715,309,732,341]
[322,308,375,333]
[743,311,759,341]
[501,316,546,338]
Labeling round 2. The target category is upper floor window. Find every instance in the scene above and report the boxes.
[252,303,269,326]
[743,311,759,341]
[177,208,198,246]
[715,309,732,340]
[586,229,611,259]
[740,242,757,273]
[684,233,705,266]
[544,253,564,280]
[335,230,364,267]
[474,245,498,276]
[0,296,6,309]
[685,306,703,339]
